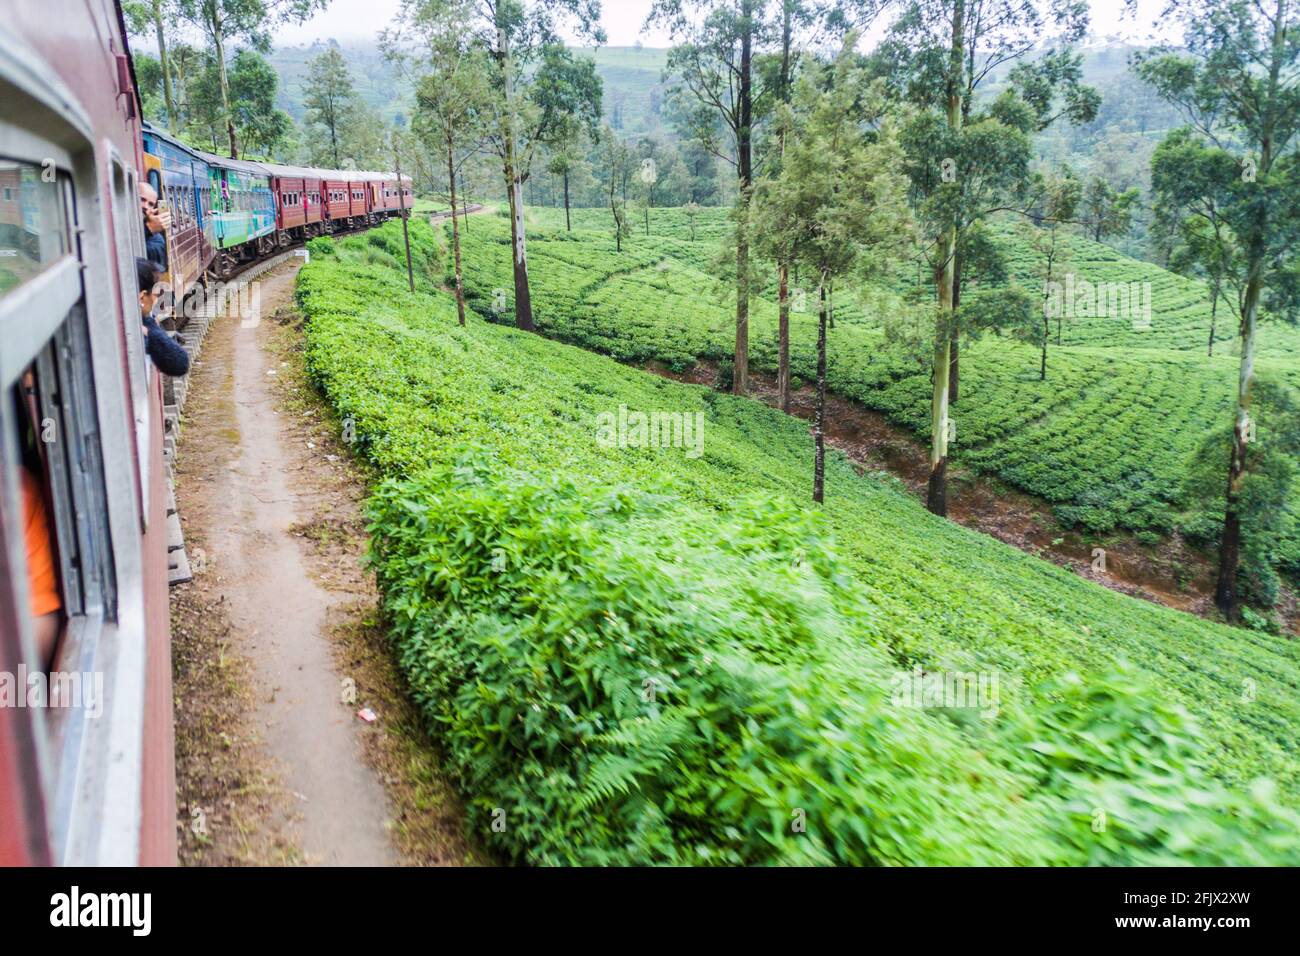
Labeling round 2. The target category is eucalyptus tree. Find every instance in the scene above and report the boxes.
[650,0,763,394]
[1136,0,1300,622]
[1081,175,1138,245]
[125,1,181,130]
[444,0,604,331]
[177,0,328,158]
[752,41,912,503]
[873,0,1093,413]
[302,48,355,169]
[1022,167,1081,378]
[873,0,1089,515]
[387,0,494,325]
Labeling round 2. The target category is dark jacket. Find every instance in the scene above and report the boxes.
[143,314,190,377]
[144,221,167,272]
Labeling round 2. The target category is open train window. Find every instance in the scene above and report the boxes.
[0,156,117,831]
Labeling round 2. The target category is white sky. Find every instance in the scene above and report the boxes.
[268,0,1180,49]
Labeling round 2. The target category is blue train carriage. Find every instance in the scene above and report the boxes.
[201,154,277,276]
[140,123,213,302]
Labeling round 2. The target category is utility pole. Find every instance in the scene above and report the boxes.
[393,131,414,293]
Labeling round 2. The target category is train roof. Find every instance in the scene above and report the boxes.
[197,151,274,176]
[141,121,211,163]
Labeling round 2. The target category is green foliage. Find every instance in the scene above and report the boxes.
[295,219,1300,865]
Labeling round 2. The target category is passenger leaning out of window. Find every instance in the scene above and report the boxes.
[137,258,190,377]
[139,181,169,272]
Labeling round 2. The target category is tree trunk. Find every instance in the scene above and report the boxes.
[497,23,532,331]
[949,248,962,403]
[813,276,828,504]
[1041,320,1048,380]
[209,11,237,158]
[506,159,533,329]
[152,0,176,132]
[777,260,791,414]
[447,129,466,325]
[927,0,964,518]
[564,170,571,231]
[1208,281,1218,356]
[461,173,470,234]
[1215,270,1262,622]
[733,2,754,397]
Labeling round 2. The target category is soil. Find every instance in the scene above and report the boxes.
[170,260,482,866]
[648,359,1298,634]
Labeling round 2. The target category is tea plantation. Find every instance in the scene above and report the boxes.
[456,206,1300,579]
[295,221,1300,866]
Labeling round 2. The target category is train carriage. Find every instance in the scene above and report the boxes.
[200,154,277,274]
[141,123,213,302]
[343,171,369,223]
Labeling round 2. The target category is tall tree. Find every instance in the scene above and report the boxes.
[178,0,328,158]
[1081,174,1138,244]
[874,1,1093,408]
[303,47,354,168]
[389,0,493,325]
[879,0,1085,514]
[601,126,634,251]
[1138,0,1300,621]
[447,0,605,332]
[752,40,911,502]
[651,0,767,395]
[1022,167,1081,378]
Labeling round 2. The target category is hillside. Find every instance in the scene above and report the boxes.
[451,206,1300,607]
[295,219,1300,865]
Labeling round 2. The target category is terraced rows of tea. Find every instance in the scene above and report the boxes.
[459,207,1299,560]
[297,221,1300,865]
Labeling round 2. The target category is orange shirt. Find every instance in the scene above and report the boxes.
[22,467,61,617]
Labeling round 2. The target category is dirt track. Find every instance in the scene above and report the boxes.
[170,260,477,866]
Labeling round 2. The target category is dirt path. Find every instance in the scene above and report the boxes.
[171,260,479,866]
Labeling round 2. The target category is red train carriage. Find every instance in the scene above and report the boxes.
[323,177,350,227]
[0,0,175,865]
[274,173,308,236]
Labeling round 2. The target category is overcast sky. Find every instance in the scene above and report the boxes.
[268,0,1180,49]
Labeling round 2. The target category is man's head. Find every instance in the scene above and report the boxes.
[140,181,158,219]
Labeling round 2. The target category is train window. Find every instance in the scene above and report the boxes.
[0,159,70,305]
[0,163,116,657]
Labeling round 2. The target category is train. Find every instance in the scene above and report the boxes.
[1,0,411,866]
[141,124,413,300]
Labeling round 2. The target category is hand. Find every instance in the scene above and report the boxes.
[146,207,171,234]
